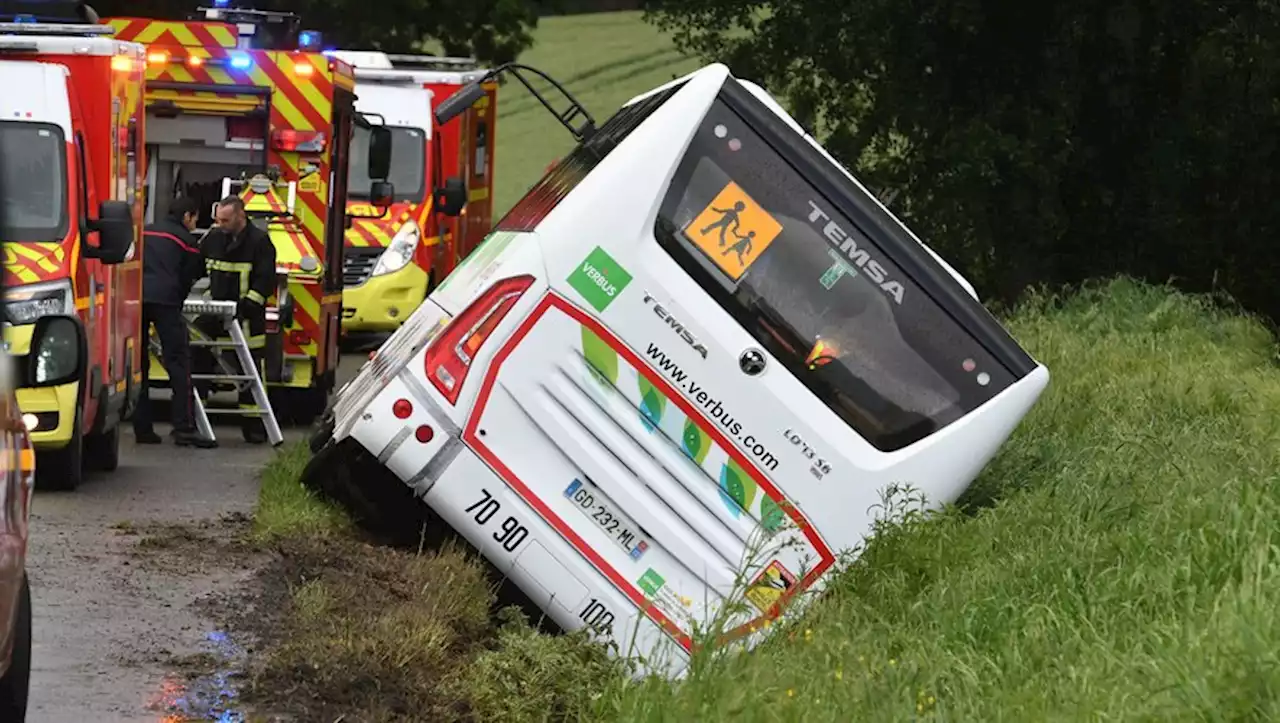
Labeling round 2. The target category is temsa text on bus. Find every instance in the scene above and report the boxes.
[807,200,905,305]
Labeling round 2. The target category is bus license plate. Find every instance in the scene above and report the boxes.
[564,478,650,561]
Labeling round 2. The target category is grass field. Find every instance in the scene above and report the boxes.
[247,12,1280,720]
[252,275,1280,721]
[490,11,703,216]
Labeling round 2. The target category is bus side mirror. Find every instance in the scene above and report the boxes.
[26,315,87,388]
[433,177,466,217]
[370,181,395,207]
[368,126,392,181]
[87,200,134,265]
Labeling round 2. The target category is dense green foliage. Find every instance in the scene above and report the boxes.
[643,0,1280,325]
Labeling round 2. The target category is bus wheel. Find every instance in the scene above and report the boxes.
[302,437,441,548]
[37,406,83,491]
[273,386,327,427]
[85,423,121,472]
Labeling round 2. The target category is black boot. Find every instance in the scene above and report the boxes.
[173,429,218,449]
[242,421,267,444]
[134,428,162,444]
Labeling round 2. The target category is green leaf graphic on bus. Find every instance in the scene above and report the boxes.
[682,420,711,465]
[760,495,785,532]
[581,327,619,385]
[637,377,666,432]
[718,459,756,518]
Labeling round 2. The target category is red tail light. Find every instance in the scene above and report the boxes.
[424,275,535,405]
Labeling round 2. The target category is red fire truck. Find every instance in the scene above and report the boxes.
[104,5,394,424]
[328,50,498,338]
[0,16,145,490]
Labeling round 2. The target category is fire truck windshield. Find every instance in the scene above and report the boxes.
[0,121,68,244]
[348,124,425,204]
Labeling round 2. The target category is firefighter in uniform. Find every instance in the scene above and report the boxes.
[200,195,277,444]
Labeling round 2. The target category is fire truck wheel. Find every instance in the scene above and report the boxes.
[85,423,121,472]
[36,406,83,492]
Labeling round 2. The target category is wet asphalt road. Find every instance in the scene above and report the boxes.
[25,349,373,722]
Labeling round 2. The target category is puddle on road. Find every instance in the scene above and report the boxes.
[148,630,250,722]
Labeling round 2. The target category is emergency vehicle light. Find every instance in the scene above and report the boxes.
[147,50,168,65]
[297,29,321,51]
[271,129,325,153]
[229,52,250,69]
[111,55,133,72]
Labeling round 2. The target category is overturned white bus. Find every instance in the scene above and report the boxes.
[305,62,1050,677]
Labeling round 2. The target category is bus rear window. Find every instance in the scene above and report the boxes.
[654,97,1016,451]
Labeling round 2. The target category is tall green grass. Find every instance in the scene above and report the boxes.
[589,277,1280,720]
[252,277,1280,720]
[493,11,701,215]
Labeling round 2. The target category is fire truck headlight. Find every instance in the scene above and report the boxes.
[4,280,74,326]
[371,221,419,278]
[33,319,80,386]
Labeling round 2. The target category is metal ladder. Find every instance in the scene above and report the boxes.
[148,298,284,447]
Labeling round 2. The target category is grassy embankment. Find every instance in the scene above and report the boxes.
[487,10,703,216]
[242,12,1280,723]
[250,275,1280,721]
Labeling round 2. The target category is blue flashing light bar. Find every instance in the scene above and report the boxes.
[13,13,35,22]
[212,0,230,7]
[229,53,251,69]
[298,29,321,51]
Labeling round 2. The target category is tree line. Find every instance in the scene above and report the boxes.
[644,0,1280,329]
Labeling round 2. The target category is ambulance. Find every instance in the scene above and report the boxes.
[105,4,395,425]
[0,16,146,490]
[326,50,498,338]
[313,62,1051,677]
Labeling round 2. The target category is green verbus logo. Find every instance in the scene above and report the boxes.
[568,246,632,312]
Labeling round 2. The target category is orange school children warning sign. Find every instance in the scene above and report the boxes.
[684,181,783,281]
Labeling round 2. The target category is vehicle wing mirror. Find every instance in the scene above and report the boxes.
[433,177,466,217]
[25,315,88,388]
[88,200,134,265]
[370,181,395,208]
[368,125,392,181]
[435,81,486,127]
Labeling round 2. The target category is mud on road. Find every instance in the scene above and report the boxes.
[26,423,302,722]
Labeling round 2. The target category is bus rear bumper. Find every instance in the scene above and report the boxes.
[340,372,691,679]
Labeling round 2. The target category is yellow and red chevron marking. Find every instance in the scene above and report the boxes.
[107,18,239,48]
[343,202,422,248]
[3,242,69,286]
[104,17,353,376]
[107,21,337,134]
[239,187,325,359]
[242,187,290,215]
